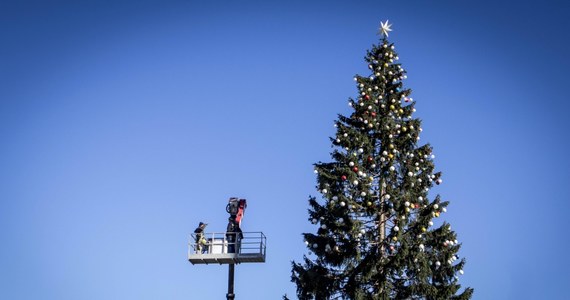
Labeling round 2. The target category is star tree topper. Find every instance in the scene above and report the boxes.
[379,20,392,37]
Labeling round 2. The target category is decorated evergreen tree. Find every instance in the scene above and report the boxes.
[291,21,473,300]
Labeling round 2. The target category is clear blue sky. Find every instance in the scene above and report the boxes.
[1,0,569,299]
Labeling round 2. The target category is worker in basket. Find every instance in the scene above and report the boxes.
[226,217,243,254]
[194,222,208,254]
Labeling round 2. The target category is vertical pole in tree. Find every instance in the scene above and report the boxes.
[227,264,235,300]
[379,180,386,256]
[377,180,387,295]
[379,206,386,252]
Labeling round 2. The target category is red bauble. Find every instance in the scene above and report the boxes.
[368,156,374,162]
[341,175,347,181]
[353,167,359,172]
[365,95,370,100]
[371,112,376,117]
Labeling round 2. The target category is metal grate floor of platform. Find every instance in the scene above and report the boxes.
[188,253,265,265]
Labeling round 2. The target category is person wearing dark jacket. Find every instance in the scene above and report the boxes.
[226,218,243,254]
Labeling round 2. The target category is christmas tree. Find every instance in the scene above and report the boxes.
[291,21,473,300]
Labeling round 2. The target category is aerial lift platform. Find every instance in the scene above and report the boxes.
[188,198,266,300]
